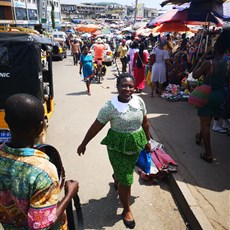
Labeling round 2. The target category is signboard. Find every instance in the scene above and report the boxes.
[0,20,15,24]
[41,18,47,23]
[14,2,26,8]
[136,3,144,19]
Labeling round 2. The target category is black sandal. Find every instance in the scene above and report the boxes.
[122,211,136,229]
[195,133,202,145]
[200,153,213,163]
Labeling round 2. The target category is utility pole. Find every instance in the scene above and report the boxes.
[133,0,138,25]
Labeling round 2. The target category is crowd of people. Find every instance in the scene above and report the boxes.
[0,25,229,230]
[66,28,230,164]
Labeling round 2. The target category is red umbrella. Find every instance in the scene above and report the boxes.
[151,22,191,33]
[92,30,102,36]
[147,8,223,27]
[160,0,230,7]
[149,9,187,27]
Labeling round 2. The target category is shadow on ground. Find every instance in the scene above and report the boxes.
[76,183,138,229]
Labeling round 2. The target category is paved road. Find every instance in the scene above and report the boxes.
[45,54,186,230]
[1,52,229,230]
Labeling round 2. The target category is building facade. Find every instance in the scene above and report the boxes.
[0,0,61,30]
[0,0,14,24]
[61,3,105,21]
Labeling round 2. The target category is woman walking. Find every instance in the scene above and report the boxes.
[77,73,151,229]
[79,45,94,95]
[118,40,129,73]
[133,42,148,93]
[127,40,139,76]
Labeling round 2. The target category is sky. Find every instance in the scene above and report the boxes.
[60,0,173,10]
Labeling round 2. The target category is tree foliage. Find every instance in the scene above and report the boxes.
[51,2,55,30]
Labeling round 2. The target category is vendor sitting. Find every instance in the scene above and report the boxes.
[168,52,188,85]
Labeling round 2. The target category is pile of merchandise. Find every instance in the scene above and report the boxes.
[136,139,178,185]
[161,84,190,102]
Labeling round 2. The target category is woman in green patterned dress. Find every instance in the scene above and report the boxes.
[77,72,151,229]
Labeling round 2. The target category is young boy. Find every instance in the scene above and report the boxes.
[0,93,79,229]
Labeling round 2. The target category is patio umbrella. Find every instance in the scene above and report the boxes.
[136,28,152,36]
[92,30,102,36]
[75,24,100,33]
[147,8,223,28]
[160,0,230,7]
[151,22,191,33]
[66,29,75,33]
[81,33,91,38]
[160,0,230,20]
[121,26,134,33]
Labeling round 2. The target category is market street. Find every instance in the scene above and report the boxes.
[45,54,186,230]
[45,52,229,230]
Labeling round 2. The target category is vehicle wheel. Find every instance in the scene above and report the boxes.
[97,73,102,84]
[60,55,63,61]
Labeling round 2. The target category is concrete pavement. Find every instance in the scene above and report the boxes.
[1,54,228,230]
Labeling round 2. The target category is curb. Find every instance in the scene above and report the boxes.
[168,173,214,230]
[148,125,214,230]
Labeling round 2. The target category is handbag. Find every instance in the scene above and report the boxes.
[146,69,152,86]
[188,60,213,108]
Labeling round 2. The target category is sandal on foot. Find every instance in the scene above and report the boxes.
[200,153,213,163]
[122,211,135,229]
[195,133,202,145]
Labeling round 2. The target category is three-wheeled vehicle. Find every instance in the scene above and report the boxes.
[0,28,54,143]
[0,29,84,229]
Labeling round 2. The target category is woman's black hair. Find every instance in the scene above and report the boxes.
[116,72,135,86]
[131,40,139,49]
[215,29,230,53]
[136,42,145,68]
[82,45,88,51]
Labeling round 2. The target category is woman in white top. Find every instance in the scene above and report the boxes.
[127,41,139,76]
[151,44,172,96]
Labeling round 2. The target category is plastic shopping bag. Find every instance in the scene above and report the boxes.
[136,150,152,174]
[146,70,152,86]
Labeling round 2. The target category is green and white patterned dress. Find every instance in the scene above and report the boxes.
[97,95,148,186]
